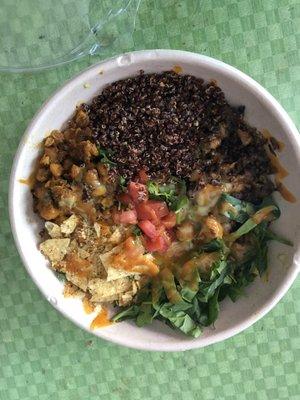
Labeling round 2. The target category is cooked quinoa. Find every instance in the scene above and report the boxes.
[84,71,274,203]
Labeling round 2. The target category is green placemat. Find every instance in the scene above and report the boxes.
[0,1,299,399]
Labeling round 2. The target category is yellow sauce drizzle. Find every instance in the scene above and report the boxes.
[173,65,183,74]
[90,308,112,329]
[83,296,95,314]
[262,129,296,203]
[18,171,36,189]
[111,237,159,277]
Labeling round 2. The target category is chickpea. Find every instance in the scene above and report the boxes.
[37,202,60,220]
[36,168,49,182]
[82,140,98,160]
[45,147,58,162]
[70,164,82,180]
[84,169,100,188]
[50,163,63,178]
[51,130,64,144]
[40,154,50,166]
[92,185,107,197]
[75,109,89,128]
[199,216,223,242]
[33,186,47,199]
[44,136,55,147]
[176,222,195,242]
[63,158,73,170]
[100,196,114,209]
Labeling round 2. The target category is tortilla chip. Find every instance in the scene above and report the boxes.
[39,238,70,263]
[45,222,62,238]
[100,243,137,281]
[88,277,132,302]
[60,214,78,235]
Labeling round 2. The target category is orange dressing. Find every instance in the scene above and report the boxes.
[277,140,285,151]
[18,171,36,189]
[268,152,288,180]
[262,129,285,151]
[90,308,112,329]
[111,237,159,276]
[65,254,92,278]
[160,268,182,304]
[82,296,95,314]
[276,180,297,203]
[251,205,275,224]
[173,65,183,74]
[262,129,296,203]
[75,202,97,223]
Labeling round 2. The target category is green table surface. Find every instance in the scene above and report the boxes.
[1,1,299,399]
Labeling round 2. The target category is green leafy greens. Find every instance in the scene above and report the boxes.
[112,194,292,337]
[147,179,189,223]
[98,148,117,167]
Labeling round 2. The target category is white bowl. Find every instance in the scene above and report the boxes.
[9,50,300,351]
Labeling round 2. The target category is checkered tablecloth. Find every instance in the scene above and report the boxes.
[0,1,299,399]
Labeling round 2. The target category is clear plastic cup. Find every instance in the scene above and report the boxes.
[0,0,141,72]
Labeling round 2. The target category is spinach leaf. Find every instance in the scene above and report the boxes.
[160,268,183,304]
[263,229,293,246]
[218,194,255,223]
[198,260,232,302]
[207,287,220,325]
[147,179,189,221]
[225,264,256,302]
[112,305,140,322]
[174,195,189,224]
[119,176,127,191]
[189,298,209,326]
[98,148,117,167]
[200,238,226,252]
[158,303,201,337]
[147,181,177,203]
[228,204,280,242]
[136,302,154,327]
[207,261,230,297]
[180,286,197,302]
[132,226,142,237]
[151,277,164,310]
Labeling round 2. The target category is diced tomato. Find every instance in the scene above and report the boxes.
[144,235,169,253]
[166,228,176,242]
[135,201,160,225]
[118,193,134,206]
[113,209,137,225]
[138,220,159,240]
[138,169,149,184]
[161,212,177,228]
[128,182,148,203]
[143,225,174,253]
[158,226,173,248]
[147,200,169,218]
